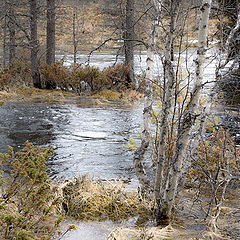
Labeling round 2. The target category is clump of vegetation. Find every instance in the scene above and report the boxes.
[0,61,142,105]
[62,175,153,221]
[0,142,63,240]
[189,127,240,183]
[108,225,190,240]
[40,62,70,91]
[40,62,132,94]
[91,89,121,100]
[0,60,32,91]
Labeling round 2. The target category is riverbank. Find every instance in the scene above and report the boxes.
[1,142,238,240]
[0,87,143,107]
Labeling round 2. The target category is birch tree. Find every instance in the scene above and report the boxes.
[133,0,213,223]
[133,0,161,194]
[155,0,212,222]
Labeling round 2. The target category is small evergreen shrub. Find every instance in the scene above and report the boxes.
[103,64,130,91]
[40,63,132,94]
[40,62,70,90]
[0,141,63,240]
[0,60,32,91]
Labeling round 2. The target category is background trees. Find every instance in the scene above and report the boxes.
[124,0,135,87]
[29,0,41,88]
[0,0,239,237]
[46,0,55,66]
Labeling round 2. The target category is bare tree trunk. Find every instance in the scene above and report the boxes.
[8,1,16,64]
[29,0,41,88]
[3,3,7,68]
[73,7,77,64]
[154,0,179,221]
[46,0,55,65]
[46,0,56,89]
[157,0,212,221]
[8,1,16,63]
[134,0,161,194]
[124,0,135,88]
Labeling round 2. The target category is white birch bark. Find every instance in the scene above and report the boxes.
[165,0,212,217]
[154,1,178,207]
[133,0,161,193]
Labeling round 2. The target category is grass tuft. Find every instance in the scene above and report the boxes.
[108,225,192,240]
[62,176,153,221]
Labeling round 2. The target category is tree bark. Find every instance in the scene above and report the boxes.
[29,0,41,88]
[3,1,7,68]
[8,0,16,64]
[160,0,212,220]
[154,0,179,220]
[133,0,161,195]
[124,0,135,88]
[73,7,77,64]
[46,0,56,89]
[46,0,55,65]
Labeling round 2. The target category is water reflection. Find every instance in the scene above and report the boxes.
[0,103,56,152]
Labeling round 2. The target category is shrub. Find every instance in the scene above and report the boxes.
[0,142,63,240]
[0,60,32,91]
[71,65,104,92]
[103,64,131,91]
[40,63,133,94]
[189,127,240,182]
[40,62,71,90]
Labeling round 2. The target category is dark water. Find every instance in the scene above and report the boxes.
[0,98,142,185]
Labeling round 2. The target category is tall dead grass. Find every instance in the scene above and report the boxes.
[108,225,196,240]
[61,175,154,221]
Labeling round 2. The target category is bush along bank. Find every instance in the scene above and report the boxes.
[0,142,63,240]
[0,61,145,104]
[0,142,154,240]
[0,60,134,93]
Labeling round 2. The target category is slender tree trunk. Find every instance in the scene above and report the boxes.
[73,7,77,64]
[156,0,212,221]
[8,1,16,64]
[29,0,41,88]
[124,0,135,88]
[3,4,7,68]
[46,0,56,89]
[46,0,55,65]
[133,0,161,194]
[154,0,178,221]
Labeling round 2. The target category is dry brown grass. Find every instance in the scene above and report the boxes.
[108,225,196,240]
[91,89,143,104]
[91,89,122,100]
[61,176,154,221]
[0,86,76,104]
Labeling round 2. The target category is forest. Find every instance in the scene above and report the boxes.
[0,0,239,239]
